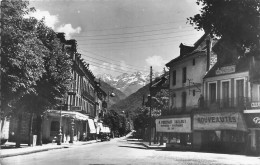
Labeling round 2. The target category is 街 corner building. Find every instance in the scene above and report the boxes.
[157,34,260,154]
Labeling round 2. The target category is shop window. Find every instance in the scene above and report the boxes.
[51,121,60,132]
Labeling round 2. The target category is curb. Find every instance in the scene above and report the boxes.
[0,140,98,158]
[0,146,67,158]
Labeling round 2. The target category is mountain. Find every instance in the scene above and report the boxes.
[97,71,161,96]
[109,72,169,116]
[99,81,127,107]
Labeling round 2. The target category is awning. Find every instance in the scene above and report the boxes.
[88,119,96,134]
[45,110,89,121]
[193,112,247,132]
[101,126,111,133]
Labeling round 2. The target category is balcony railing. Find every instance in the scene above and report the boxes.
[198,97,249,112]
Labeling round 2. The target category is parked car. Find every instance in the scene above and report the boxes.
[100,133,110,142]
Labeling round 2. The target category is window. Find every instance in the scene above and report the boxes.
[193,90,196,96]
[182,67,187,83]
[192,59,195,66]
[171,93,176,107]
[209,83,216,103]
[172,70,176,86]
[222,81,230,107]
[182,92,186,110]
[236,79,244,105]
[51,121,60,132]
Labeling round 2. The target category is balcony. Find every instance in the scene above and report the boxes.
[198,97,250,112]
[81,90,95,102]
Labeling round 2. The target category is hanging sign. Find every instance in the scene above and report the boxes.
[156,117,191,133]
[216,65,235,75]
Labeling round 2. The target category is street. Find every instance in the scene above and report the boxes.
[1,137,260,165]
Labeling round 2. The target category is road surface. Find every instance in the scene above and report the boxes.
[1,137,260,165]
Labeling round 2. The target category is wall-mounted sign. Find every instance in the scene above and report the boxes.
[245,113,260,128]
[156,117,191,133]
[193,112,244,131]
[251,102,260,108]
[216,65,236,75]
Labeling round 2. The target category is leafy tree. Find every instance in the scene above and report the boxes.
[1,0,46,117]
[188,0,260,53]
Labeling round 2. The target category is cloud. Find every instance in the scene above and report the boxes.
[119,61,127,71]
[56,24,82,39]
[27,9,59,29]
[145,55,167,67]
[25,9,81,39]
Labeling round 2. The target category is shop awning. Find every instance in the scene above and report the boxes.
[45,110,89,121]
[88,119,96,134]
[193,112,247,132]
[101,126,111,133]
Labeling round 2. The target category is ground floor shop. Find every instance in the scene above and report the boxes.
[244,111,260,154]
[155,115,192,148]
[193,112,248,153]
[43,110,90,143]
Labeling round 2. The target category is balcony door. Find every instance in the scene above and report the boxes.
[236,79,244,106]
[209,83,217,104]
[222,81,230,107]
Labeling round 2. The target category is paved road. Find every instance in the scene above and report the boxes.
[1,137,260,165]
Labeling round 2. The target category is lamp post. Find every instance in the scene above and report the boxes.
[57,100,63,145]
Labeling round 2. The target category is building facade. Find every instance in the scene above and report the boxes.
[156,34,216,148]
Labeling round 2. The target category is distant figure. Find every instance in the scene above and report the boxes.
[198,94,204,108]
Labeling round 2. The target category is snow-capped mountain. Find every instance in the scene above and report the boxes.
[97,71,161,96]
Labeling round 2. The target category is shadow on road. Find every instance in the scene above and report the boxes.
[118,145,146,150]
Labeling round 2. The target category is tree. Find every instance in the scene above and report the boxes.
[1,0,46,117]
[17,21,73,145]
[188,0,260,53]
[1,0,47,147]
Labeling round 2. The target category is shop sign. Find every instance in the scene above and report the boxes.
[251,102,260,108]
[156,117,191,133]
[245,114,260,128]
[193,112,239,130]
[215,65,236,75]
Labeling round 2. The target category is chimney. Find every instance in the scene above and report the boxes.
[206,38,211,71]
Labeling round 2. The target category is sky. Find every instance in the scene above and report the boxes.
[29,0,204,77]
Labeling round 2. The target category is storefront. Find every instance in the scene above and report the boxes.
[244,110,260,154]
[156,115,192,148]
[43,110,89,143]
[193,112,247,152]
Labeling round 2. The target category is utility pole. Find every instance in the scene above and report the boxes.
[149,66,153,145]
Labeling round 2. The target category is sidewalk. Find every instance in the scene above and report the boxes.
[0,140,97,158]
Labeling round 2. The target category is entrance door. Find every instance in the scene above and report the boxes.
[222,81,230,107]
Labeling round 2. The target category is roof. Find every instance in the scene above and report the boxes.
[166,33,210,67]
[204,54,250,79]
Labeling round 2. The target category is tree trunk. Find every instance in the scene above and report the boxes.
[36,115,42,146]
[28,112,34,146]
[16,114,23,148]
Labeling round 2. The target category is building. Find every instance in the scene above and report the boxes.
[42,33,103,143]
[156,34,217,148]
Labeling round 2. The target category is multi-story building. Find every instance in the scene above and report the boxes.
[156,33,216,148]
[192,38,260,154]
[42,33,104,143]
